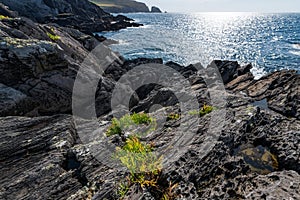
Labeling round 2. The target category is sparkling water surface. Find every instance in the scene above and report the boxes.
[100,13,300,78]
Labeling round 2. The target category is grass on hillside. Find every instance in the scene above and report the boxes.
[90,1,122,8]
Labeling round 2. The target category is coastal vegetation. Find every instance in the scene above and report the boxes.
[46,32,61,41]
[114,133,178,199]
[0,15,12,20]
[90,0,150,13]
[188,103,214,117]
[106,112,155,136]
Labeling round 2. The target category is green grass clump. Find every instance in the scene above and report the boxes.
[115,136,162,180]
[0,15,12,20]
[47,32,61,41]
[167,113,180,121]
[131,112,152,125]
[117,181,130,199]
[106,113,154,137]
[188,103,214,117]
[115,136,162,193]
[106,118,122,136]
[114,129,177,199]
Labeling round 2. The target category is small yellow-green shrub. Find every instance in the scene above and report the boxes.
[0,15,12,20]
[47,32,61,41]
[106,113,154,136]
[115,136,163,197]
[188,103,214,117]
[167,113,180,121]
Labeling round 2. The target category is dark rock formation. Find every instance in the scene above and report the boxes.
[246,70,300,119]
[0,0,142,34]
[151,6,162,13]
[0,15,120,116]
[0,115,81,199]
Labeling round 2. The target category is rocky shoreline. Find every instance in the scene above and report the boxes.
[0,1,299,200]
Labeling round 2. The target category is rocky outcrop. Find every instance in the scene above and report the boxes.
[246,70,300,119]
[0,57,299,199]
[0,15,120,116]
[0,0,142,34]
[151,6,162,13]
[91,0,150,13]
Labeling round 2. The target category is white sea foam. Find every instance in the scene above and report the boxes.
[289,50,300,56]
[292,44,300,50]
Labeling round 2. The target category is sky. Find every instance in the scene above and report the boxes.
[142,0,300,13]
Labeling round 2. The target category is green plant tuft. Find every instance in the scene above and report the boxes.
[188,103,214,117]
[47,32,61,41]
[117,181,130,199]
[167,113,180,121]
[106,113,154,137]
[106,118,122,136]
[131,112,152,125]
[0,15,12,20]
[115,136,162,178]
[115,136,163,197]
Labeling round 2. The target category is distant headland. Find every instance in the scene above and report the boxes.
[90,0,162,13]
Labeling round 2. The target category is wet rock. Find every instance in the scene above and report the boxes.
[240,171,300,199]
[247,70,299,119]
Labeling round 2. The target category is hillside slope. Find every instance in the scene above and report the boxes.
[0,0,141,34]
[90,0,150,13]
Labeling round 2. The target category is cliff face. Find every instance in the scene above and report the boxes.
[90,0,150,13]
[0,0,142,34]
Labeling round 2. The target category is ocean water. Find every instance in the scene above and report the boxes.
[100,13,300,77]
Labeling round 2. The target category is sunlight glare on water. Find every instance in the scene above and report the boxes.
[100,13,300,78]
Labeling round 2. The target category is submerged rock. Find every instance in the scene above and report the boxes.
[234,145,279,174]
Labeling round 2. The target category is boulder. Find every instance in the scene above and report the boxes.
[210,60,252,84]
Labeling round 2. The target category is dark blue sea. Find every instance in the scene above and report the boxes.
[101,13,300,78]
